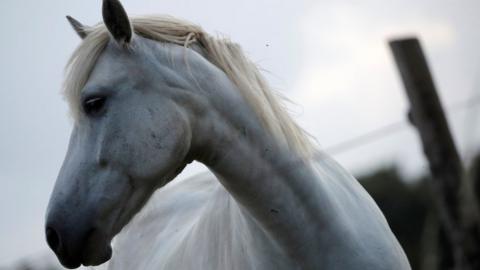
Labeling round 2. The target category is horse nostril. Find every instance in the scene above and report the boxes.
[46,226,61,253]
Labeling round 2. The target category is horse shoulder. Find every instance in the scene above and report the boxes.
[310,156,411,269]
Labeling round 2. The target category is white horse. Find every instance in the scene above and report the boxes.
[45,1,411,269]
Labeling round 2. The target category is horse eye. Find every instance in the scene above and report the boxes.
[83,96,106,116]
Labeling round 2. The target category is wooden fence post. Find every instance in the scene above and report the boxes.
[389,37,480,270]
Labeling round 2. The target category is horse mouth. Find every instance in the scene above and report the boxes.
[58,245,112,269]
[54,230,113,269]
[79,230,113,267]
[81,241,113,267]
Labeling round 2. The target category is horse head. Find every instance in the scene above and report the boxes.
[45,1,206,268]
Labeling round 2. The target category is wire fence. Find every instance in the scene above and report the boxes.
[322,95,480,156]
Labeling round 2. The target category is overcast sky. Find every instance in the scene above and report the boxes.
[1,0,479,266]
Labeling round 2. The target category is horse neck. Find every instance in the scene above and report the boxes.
[186,64,327,266]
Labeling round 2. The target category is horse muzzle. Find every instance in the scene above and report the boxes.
[45,219,112,268]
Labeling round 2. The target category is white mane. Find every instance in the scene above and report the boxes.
[63,15,314,157]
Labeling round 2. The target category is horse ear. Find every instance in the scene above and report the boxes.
[66,16,88,39]
[102,0,133,45]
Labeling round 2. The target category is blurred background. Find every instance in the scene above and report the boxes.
[0,0,478,269]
